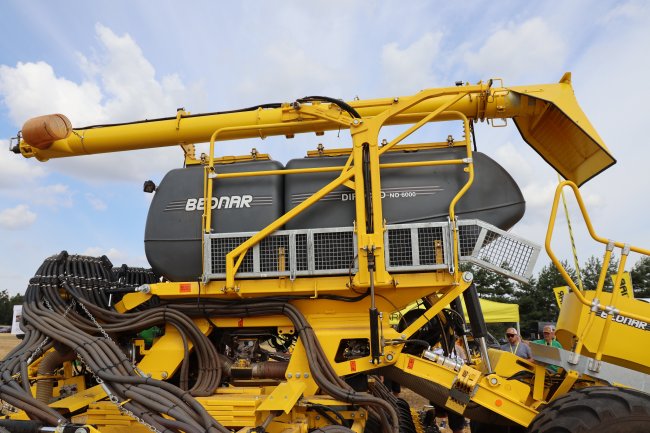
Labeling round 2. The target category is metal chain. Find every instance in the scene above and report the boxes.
[76,299,161,432]
[45,272,160,432]
[27,299,78,364]
[75,354,161,433]
[0,400,18,415]
[78,300,145,377]
[78,301,112,343]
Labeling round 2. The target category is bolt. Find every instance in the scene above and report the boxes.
[161,371,168,379]
[287,373,293,379]
[315,415,321,420]
[489,377,498,386]
[401,334,407,340]
[75,428,87,433]
[386,354,394,361]
[295,372,301,378]
[352,119,360,126]
[462,271,473,283]
[304,373,309,378]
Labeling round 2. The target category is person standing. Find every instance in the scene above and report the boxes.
[533,325,562,349]
[500,328,533,360]
[532,325,563,372]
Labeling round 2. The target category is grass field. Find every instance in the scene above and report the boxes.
[0,334,20,357]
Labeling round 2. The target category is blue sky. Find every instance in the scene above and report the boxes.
[1,1,649,294]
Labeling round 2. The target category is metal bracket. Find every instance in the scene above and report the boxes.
[445,364,481,414]
[567,351,581,365]
[587,358,602,373]
[9,134,21,153]
[590,298,600,313]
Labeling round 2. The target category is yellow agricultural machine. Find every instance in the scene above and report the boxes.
[2,73,650,433]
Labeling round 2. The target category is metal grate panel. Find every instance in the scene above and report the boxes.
[387,228,413,267]
[313,231,355,271]
[260,235,290,273]
[458,224,481,257]
[458,220,540,282]
[418,226,446,266]
[474,231,535,277]
[210,236,254,274]
[203,220,540,283]
[295,233,308,272]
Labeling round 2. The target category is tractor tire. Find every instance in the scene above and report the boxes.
[527,386,650,433]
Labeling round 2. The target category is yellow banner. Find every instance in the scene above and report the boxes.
[611,272,634,298]
[553,286,569,307]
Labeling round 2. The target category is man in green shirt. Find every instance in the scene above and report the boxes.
[533,325,562,372]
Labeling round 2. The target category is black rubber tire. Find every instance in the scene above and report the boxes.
[527,386,650,433]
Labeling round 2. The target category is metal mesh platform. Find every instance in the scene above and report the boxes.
[203,220,540,283]
[457,219,540,282]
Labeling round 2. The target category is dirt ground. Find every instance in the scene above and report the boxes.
[400,388,471,433]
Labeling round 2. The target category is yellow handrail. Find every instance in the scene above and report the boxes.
[546,181,650,358]
[211,90,483,289]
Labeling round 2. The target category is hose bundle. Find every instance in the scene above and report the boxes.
[0,252,401,433]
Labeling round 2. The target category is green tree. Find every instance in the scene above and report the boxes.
[514,261,575,335]
[0,290,25,325]
[0,290,12,325]
[630,256,650,298]
[579,255,619,292]
[463,263,516,303]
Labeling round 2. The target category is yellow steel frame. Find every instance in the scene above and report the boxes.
[201,91,477,291]
[12,75,626,431]
[546,181,650,362]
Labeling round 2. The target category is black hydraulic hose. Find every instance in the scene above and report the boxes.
[296,96,361,119]
[9,253,407,432]
[462,284,488,339]
[470,120,478,152]
[362,143,374,234]
[76,103,283,130]
[174,300,399,433]
[0,371,62,424]
[21,303,223,433]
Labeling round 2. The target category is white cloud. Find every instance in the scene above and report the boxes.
[0,205,37,230]
[0,24,205,183]
[86,23,194,122]
[82,246,148,267]
[381,32,443,94]
[0,61,105,127]
[601,0,649,23]
[463,18,567,82]
[494,142,536,184]
[234,42,342,105]
[32,184,74,208]
[0,140,48,190]
[85,193,107,211]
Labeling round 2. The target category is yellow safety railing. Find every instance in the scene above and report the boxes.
[202,89,481,289]
[546,181,650,360]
